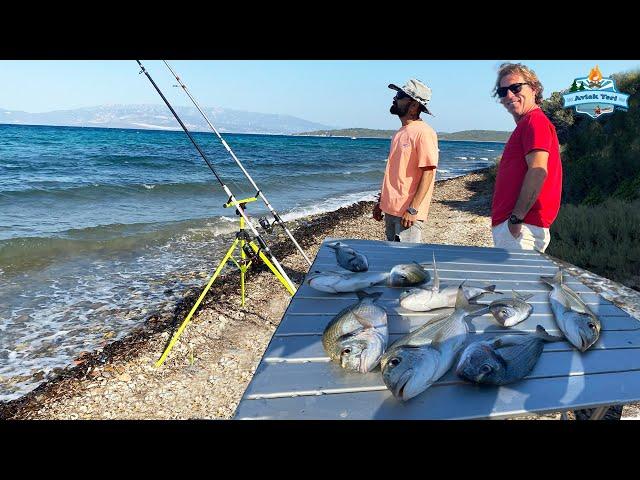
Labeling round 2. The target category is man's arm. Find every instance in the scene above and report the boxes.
[401,166,436,228]
[508,149,549,236]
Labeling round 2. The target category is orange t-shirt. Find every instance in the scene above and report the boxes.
[379,120,439,221]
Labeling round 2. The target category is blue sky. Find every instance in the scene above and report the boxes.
[1,60,638,132]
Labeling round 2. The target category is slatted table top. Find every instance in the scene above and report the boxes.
[234,238,640,420]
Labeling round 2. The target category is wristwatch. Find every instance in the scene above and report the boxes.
[407,207,418,216]
[509,214,524,225]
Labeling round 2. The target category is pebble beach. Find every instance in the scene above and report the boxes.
[3,169,640,420]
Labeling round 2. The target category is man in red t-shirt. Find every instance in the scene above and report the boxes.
[491,63,562,253]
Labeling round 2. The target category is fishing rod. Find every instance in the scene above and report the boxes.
[136,60,296,292]
[162,60,312,267]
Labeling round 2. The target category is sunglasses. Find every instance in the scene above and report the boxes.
[393,90,411,101]
[496,82,529,98]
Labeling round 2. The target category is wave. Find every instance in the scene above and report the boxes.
[0,217,239,275]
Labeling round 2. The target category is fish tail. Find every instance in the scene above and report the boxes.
[455,284,487,315]
[356,290,383,302]
[540,269,562,287]
[535,325,564,343]
[513,290,534,301]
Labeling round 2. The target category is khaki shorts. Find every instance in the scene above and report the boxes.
[492,219,551,253]
[385,214,424,242]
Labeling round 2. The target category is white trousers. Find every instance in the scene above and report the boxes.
[492,219,551,253]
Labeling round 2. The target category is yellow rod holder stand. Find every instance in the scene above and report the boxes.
[155,196,295,367]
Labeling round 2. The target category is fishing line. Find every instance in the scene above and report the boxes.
[162,60,312,267]
[136,60,295,291]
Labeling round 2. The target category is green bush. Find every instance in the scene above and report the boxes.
[547,198,640,283]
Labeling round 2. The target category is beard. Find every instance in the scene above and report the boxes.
[390,101,410,117]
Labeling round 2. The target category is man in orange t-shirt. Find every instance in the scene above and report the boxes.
[373,79,439,242]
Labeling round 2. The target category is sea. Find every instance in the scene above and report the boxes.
[0,123,504,401]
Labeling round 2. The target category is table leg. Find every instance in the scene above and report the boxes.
[588,406,610,420]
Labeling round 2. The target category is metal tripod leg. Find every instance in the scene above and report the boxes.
[155,239,240,367]
[248,241,296,296]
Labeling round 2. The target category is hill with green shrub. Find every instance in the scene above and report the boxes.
[541,69,640,289]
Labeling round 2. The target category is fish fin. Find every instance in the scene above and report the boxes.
[535,325,564,343]
[326,241,342,250]
[432,252,440,292]
[356,290,383,302]
[483,285,497,293]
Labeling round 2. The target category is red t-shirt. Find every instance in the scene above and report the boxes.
[491,108,562,228]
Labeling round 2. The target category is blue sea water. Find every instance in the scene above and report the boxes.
[0,123,503,401]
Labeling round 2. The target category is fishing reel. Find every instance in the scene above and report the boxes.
[258,216,273,234]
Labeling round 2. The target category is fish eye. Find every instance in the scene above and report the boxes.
[500,309,508,316]
[588,323,597,330]
[480,365,493,374]
[389,357,401,367]
[342,348,352,355]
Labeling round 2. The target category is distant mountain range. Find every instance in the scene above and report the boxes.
[0,104,335,135]
[297,128,511,142]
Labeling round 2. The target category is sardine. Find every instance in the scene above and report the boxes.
[540,269,601,352]
[489,290,534,327]
[322,290,388,373]
[399,253,496,311]
[387,262,430,287]
[326,241,369,272]
[455,325,563,385]
[306,270,389,294]
[380,286,486,401]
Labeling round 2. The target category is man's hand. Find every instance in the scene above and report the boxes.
[508,221,522,239]
[401,211,417,228]
[373,203,384,221]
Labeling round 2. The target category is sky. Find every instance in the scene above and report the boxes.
[1,60,639,132]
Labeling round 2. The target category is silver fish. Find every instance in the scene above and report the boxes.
[489,290,534,327]
[306,270,389,294]
[399,253,496,311]
[322,290,388,373]
[326,241,369,272]
[388,262,430,287]
[380,286,486,401]
[455,325,564,385]
[540,269,601,352]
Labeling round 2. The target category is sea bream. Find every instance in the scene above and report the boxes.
[322,290,388,373]
[387,262,430,287]
[489,290,534,327]
[326,241,369,272]
[540,269,601,352]
[399,253,496,311]
[306,270,389,294]
[455,325,564,385]
[380,286,486,401]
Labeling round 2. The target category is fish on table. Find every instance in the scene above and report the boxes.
[322,290,388,373]
[455,325,563,385]
[326,241,369,272]
[387,262,431,288]
[306,270,389,294]
[540,269,601,352]
[399,253,496,311]
[489,290,534,327]
[380,285,486,401]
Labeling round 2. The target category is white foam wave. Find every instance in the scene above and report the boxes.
[454,156,467,160]
[143,184,155,190]
[480,157,489,161]
[281,190,379,222]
